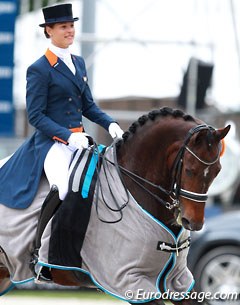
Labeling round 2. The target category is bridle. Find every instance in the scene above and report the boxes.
[169,124,220,207]
[116,124,221,210]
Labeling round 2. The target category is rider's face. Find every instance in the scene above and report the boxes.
[46,22,75,48]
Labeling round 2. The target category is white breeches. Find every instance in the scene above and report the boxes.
[44,142,80,200]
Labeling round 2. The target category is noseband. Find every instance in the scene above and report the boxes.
[116,124,220,210]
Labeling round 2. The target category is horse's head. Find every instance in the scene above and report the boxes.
[168,124,230,231]
[117,108,231,233]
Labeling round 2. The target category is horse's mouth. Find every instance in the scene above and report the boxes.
[181,217,203,231]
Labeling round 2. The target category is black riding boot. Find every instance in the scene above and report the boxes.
[30,185,62,282]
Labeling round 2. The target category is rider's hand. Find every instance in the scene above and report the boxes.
[68,132,89,150]
[108,123,124,139]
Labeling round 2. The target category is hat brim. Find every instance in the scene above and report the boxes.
[39,17,79,27]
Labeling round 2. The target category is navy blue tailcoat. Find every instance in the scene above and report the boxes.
[0,49,114,209]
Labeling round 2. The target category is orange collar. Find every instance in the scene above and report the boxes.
[45,48,58,67]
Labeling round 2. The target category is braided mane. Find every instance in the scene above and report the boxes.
[116,107,197,149]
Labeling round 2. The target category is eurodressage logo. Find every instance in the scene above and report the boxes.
[124,288,239,303]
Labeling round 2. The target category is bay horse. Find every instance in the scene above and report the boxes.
[0,107,230,305]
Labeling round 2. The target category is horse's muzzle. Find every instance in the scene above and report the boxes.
[181,217,204,231]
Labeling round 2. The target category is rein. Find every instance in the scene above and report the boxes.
[112,124,220,210]
[91,141,130,224]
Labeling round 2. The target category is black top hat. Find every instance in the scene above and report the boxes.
[39,3,79,27]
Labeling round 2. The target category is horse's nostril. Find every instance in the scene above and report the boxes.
[182,217,203,231]
[182,217,191,230]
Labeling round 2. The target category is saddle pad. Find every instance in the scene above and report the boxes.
[38,145,106,268]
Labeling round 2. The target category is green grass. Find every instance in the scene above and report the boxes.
[8,290,172,303]
[8,289,122,300]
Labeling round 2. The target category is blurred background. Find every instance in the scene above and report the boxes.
[0,0,240,304]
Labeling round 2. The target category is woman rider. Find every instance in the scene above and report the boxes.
[0,3,123,209]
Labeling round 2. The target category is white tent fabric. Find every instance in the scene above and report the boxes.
[13,0,240,110]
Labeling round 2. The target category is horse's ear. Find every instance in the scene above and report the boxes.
[215,125,231,140]
[194,125,231,145]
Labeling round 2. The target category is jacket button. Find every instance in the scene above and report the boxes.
[68,97,72,102]
[67,111,71,115]
[69,124,72,128]
[77,109,81,112]
[78,95,81,98]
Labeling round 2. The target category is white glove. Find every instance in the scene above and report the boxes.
[108,122,124,139]
[68,132,89,150]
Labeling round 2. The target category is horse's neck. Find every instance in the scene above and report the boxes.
[117,138,180,234]
[124,179,180,234]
